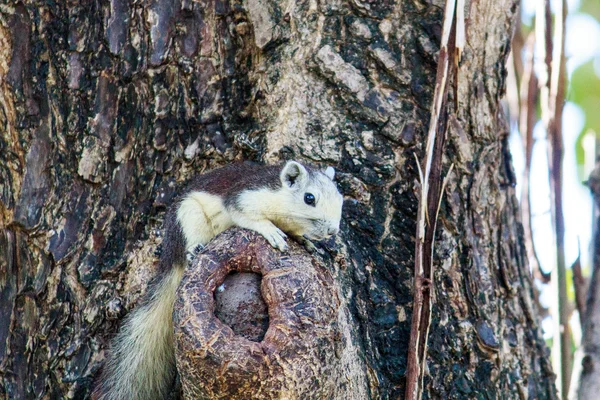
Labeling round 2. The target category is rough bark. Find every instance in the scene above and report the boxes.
[175,228,366,399]
[0,0,557,399]
[576,162,600,399]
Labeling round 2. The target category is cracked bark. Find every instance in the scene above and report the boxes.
[576,161,600,400]
[175,228,362,399]
[0,0,557,399]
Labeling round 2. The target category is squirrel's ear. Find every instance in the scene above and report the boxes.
[324,166,335,180]
[281,161,308,189]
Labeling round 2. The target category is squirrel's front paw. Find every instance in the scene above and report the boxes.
[259,226,288,251]
[186,243,205,263]
[292,235,316,253]
[302,239,317,254]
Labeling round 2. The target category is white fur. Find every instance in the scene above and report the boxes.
[99,194,235,399]
[324,166,335,180]
[235,166,343,243]
[229,190,291,250]
[98,267,184,400]
[100,161,343,399]
[280,161,308,188]
[176,192,233,251]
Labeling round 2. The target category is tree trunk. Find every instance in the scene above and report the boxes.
[0,0,557,399]
[575,161,600,399]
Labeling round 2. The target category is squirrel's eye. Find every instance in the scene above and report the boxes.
[304,193,316,206]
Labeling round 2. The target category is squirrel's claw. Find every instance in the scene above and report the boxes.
[185,243,205,263]
[260,226,288,251]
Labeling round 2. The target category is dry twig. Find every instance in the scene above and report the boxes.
[571,251,587,327]
[404,0,463,399]
[536,0,570,396]
[518,34,549,283]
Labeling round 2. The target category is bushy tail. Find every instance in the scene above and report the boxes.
[94,267,184,400]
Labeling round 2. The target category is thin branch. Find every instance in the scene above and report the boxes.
[404,0,461,398]
[551,1,570,397]
[512,8,525,80]
[436,164,455,223]
[506,51,520,128]
[571,249,587,328]
[538,0,570,396]
[414,153,424,187]
[454,0,465,99]
[417,0,455,241]
[519,34,549,283]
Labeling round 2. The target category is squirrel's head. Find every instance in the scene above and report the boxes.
[277,160,343,241]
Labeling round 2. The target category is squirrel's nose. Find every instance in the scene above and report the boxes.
[327,227,339,236]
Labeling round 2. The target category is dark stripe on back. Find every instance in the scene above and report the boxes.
[157,161,319,273]
[187,162,282,199]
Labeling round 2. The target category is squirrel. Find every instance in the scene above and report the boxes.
[93,160,344,400]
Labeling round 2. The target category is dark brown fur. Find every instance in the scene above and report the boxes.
[95,161,326,400]
[157,162,283,274]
